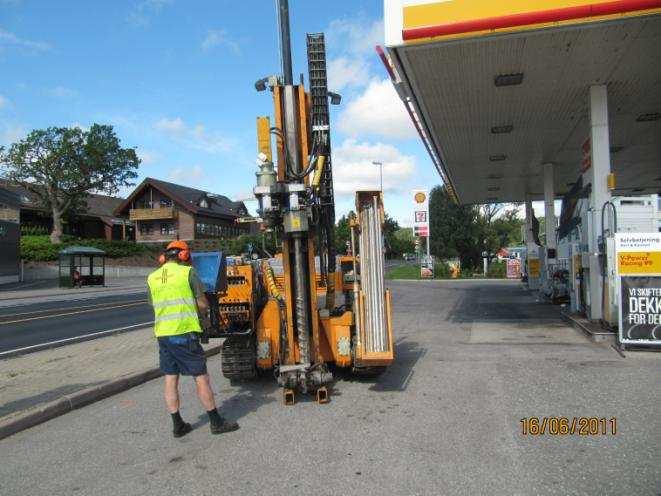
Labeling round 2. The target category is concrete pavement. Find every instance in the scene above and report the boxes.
[0,280,658,495]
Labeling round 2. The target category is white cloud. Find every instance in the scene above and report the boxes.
[47,86,77,99]
[137,149,158,165]
[154,117,234,154]
[324,18,383,93]
[168,165,205,186]
[127,0,172,27]
[0,95,8,109]
[201,29,241,55]
[332,138,416,196]
[337,78,416,140]
[0,124,26,146]
[0,28,51,53]
[327,57,370,92]
[70,122,89,131]
[326,18,383,57]
[154,116,185,135]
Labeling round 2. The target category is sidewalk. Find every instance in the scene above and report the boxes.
[0,277,147,307]
[0,328,218,428]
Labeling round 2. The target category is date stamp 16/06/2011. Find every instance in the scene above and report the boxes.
[520,417,617,436]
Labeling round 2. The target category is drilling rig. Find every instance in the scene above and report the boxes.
[196,0,394,404]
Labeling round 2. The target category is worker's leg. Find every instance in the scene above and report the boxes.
[194,373,239,434]
[174,334,239,435]
[194,373,216,411]
[164,374,180,413]
[158,338,192,437]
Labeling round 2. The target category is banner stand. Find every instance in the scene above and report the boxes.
[615,233,661,348]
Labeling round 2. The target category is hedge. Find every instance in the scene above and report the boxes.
[486,260,506,278]
[20,235,156,262]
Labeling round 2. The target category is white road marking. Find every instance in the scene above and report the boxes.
[0,322,154,357]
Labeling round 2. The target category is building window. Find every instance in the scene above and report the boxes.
[139,222,153,235]
[199,198,209,208]
[160,223,175,235]
[160,198,172,208]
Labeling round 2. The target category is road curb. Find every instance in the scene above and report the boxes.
[0,345,222,441]
[560,310,615,344]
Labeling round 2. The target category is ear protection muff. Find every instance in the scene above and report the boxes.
[177,249,190,262]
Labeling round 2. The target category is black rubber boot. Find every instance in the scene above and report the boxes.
[173,422,192,438]
[210,417,239,435]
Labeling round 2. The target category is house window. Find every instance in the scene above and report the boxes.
[160,223,175,235]
[160,198,173,208]
[139,222,153,235]
[199,198,209,209]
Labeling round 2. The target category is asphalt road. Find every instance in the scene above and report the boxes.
[0,280,659,495]
[0,293,152,355]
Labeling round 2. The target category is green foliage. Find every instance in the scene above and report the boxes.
[334,212,353,255]
[487,260,507,278]
[434,260,451,278]
[385,260,453,280]
[429,185,523,270]
[188,233,279,258]
[1,124,139,244]
[390,228,415,259]
[385,264,420,280]
[429,185,481,269]
[20,235,154,262]
[20,225,49,236]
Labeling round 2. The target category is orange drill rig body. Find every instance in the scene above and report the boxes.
[196,2,394,404]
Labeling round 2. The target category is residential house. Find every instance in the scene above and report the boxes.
[0,179,130,241]
[114,178,250,243]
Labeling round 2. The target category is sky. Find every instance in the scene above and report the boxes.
[0,0,553,225]
[0,0,440,226]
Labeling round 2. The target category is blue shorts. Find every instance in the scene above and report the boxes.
[158,333,207,376]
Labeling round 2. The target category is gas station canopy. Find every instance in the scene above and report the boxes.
[381,0,661,204]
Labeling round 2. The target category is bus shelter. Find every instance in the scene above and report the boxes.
[58,246,106,288]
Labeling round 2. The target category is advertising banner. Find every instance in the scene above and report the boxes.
[619,277,661,341]
[412,189,429,238]
[615,233,661,347]
[506,258,521,279]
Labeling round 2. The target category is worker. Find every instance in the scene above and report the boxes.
[147,240,239,438]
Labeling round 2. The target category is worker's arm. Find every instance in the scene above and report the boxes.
[189,267,211,328]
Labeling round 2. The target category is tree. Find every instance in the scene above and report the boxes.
[390,227,415,258]
[334,212,354,254]
[429,185,482,268]
[1,125,139,243]
[428,186,525,270]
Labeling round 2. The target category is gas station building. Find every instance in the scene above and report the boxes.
[381,0,661,330]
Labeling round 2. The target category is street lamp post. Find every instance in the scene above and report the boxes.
[372,161,383,192]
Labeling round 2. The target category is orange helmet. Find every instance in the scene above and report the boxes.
[166,240,190,252]
[159,240,191,264]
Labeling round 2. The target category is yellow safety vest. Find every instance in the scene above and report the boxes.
[147,262,202,337]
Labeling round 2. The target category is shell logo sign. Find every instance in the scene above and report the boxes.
[412,189,429,237]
